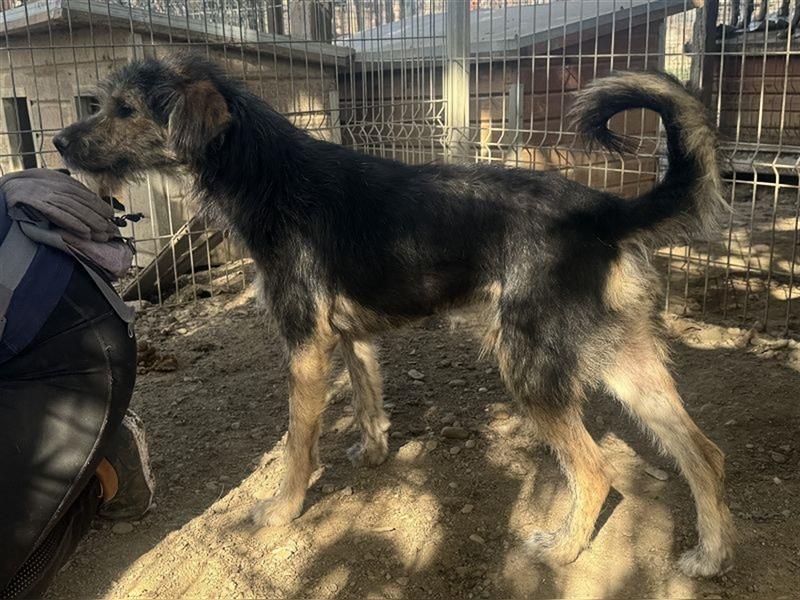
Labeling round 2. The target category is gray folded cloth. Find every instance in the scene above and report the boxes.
[60,231,134,279]
[1,169,134,280]
[0,168,120,242]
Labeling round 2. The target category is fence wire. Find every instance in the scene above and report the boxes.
[1,0,799,335]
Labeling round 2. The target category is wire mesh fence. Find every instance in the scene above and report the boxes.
[1,0,798,334]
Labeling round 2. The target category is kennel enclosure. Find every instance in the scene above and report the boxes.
[1,0,799,333]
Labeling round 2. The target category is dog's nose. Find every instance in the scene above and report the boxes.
[52,134,69,155]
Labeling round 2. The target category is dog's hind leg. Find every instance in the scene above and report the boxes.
[497,334,612,566]
[602,329,734,577]
[523,406,612,565]
[251,329,337,527]
[341,338,390,467]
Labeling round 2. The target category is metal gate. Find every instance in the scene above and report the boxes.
[2,0,798,334]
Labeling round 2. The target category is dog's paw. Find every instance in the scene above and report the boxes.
[347,442,388,467]
[677,545,733,577]
[526,530,584,566]
[250,495,303,527]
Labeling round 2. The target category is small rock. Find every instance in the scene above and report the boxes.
[448,379,467,387]
[126,299,151,313]
[408,423,426,435]
[443,496,467,508]
[465,439,477,449]
[438,359,452,368]
[441,426,470,439]
[450,446,461,455]
[441,413,457,425]
[489,417,521,435]
[272,542,297,560]
[322,484,335,494]
[230,421,241,430]
[773,477,783,485]
[397,440,424,461]
[152,355,179,372]
[770,452,787,463]
[644,466,669,481]
[724,419,737,427]
[461,504,474,514]
[478,387,488,393]
[341,486,354,496]
[469,534,485,544]
[766,338,790,350]
[595,415,605,427]
[488,403,511,419]
[407,369,425,380]
[425,440,439,451]
[111,521,134,534]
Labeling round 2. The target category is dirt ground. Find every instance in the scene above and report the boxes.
[46,283,799,600]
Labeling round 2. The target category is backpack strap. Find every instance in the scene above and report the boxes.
[0,222,39,340]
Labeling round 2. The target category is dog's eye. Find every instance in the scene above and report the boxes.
[117,103,136,118]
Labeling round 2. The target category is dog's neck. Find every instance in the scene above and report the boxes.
[188,92,322,251]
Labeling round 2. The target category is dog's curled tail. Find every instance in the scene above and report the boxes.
[569,71,726,249]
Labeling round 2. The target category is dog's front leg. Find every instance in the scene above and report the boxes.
[251,330,336,527]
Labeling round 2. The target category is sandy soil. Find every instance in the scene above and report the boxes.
[46,285,799,600]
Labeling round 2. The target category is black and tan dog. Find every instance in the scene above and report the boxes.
[54,54,733,576]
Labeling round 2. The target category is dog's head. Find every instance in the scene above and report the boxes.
[53,55,232,190]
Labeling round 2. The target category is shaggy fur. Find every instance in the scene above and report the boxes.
[54,54,734,576]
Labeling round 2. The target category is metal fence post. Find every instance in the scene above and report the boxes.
[329,90,342,145]
[701,0,719,108]
[505,82,523,163]
[445,0,470,162]
[689,0,719,108]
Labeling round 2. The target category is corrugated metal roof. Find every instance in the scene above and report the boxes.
[341,0,691,61]
[0,0,352,65]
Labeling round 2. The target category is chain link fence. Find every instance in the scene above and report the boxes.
[2,0,799,334]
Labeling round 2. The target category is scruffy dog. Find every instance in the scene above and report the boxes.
[54,54,733,576]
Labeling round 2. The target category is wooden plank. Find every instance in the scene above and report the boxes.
[122,215,226,302]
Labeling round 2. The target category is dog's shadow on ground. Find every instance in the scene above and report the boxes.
[47,297,800,599]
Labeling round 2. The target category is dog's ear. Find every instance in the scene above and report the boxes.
[168,80,231,159]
